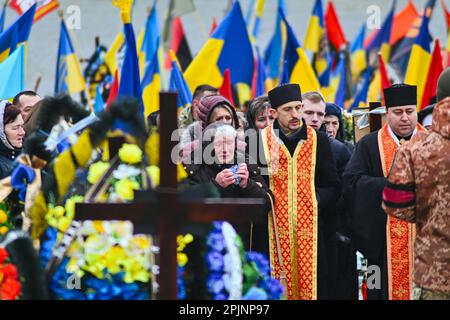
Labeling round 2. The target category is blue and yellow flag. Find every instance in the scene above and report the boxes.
[251,0,265,40]
[141,50,161,116]
[263,0,286,79]
[54,20,86,95]
[390,0,436,79]
[118,21,143,106]
[185,1,254,103]
[139,3,160,76]
[140,3,162,116]
[404,11,432,109]
[169,51,192,110]
[281,11,320,93]
[366,1,396,62]
[350,24,367,79]
[304,0,325,53]
[0,3,36,63]
[0,44,24,99]
[350,66,372,110]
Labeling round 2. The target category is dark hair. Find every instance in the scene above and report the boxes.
[3,104,22,125]
[12,91,40,108]
[193,85,218,101]
[246,96,271,129]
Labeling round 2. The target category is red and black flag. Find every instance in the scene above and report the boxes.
[165,17,192,72]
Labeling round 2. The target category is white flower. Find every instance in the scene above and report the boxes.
[113,164,141,180]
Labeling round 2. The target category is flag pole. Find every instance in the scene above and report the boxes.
[34,75,42,92]
[58,10,94,112]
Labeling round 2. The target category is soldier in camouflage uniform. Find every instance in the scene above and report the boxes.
[382,96,450,300]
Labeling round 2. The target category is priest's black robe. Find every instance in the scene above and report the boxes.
[342,131,389,300]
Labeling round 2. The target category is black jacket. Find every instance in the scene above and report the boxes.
[0,142,20,179]
[180,159,272,253]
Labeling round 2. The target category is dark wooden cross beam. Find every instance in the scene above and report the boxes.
[75,92,266,300]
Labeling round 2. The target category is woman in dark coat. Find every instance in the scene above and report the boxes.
[180,122,272,254]
[0,102,25,179]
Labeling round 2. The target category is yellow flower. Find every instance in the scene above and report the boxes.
[177,253,188,267]
[0,210,7,224]
[146,166,160,187]
[65,196,84,220]
[0,226,8,235]
[87,161,110,184]
[115,179,139,201]
[58,216,72,233]
[53,206,65,218]
[104,247,127,274]
[122,258,150,283]
[118,144,143,165]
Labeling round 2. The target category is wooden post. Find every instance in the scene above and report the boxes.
[157,92,179,299]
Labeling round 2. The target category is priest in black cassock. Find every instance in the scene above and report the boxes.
[343,84,425,300]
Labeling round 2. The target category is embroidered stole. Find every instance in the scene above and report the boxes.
[378,124,425,300]
[261,125,318,300]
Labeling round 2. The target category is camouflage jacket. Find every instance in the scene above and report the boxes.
[382,97,450,293]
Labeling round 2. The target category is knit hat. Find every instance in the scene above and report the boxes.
[437,67,450,102]
[325,103,342,118]
[197,94,239,130]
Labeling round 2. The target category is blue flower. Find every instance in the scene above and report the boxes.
[262,278,284,300]
[207,274,225,295]
[243,287,268,300]
[206,232,225,252]
[206,252,224,272]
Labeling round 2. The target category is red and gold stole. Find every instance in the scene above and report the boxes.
[261,125,319,300]
[378,123,425,300]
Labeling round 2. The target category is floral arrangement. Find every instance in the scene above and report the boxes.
[87,143,148,202]
[177,222,284,300]
[0,248,21,300]
[39,191,159,300]
[40,219,159,300]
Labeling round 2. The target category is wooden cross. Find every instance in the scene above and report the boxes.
[74,92,267,299]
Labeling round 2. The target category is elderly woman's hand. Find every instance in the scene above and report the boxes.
[237,163,249,188]
[215,169,236,188]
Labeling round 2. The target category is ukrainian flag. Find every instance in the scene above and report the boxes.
[251,0,265,39]
[318,54,333,101]
[139,4,160,76]
[184,1,254,104]
[0,3,36,63]
[54,20,86,95]
[263,0,286,80]
[366,1,395,62]
[281,11,320,93]
[140,4,162,116]
[404,13,432,110]
[169,51,192,110]
[350,66,372,110]
[141,51,160,116]
[350,24,367,79]
[118,21,143,108]
[304,0,325,53]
